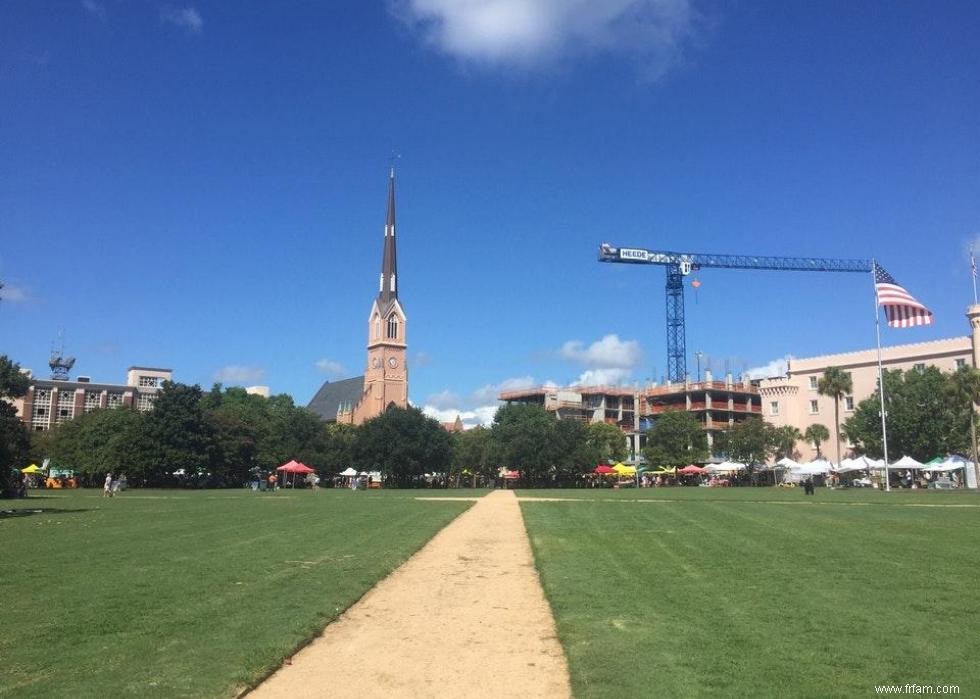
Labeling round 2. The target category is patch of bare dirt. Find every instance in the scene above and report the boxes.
[248,490,571,698]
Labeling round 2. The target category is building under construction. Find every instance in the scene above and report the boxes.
[499,371,761,461]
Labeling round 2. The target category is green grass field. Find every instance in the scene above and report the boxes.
[518,487,980,698]
[0,488,473,698]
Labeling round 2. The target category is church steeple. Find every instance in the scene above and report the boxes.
[379,168,398,308]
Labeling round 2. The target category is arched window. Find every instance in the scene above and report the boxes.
[387,315,399,339]
[374,316,380,339]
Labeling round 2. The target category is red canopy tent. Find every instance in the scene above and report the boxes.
[593,465,616,475]
[678,465,707,475]
[276,460,316,487]
[277,461,314,474]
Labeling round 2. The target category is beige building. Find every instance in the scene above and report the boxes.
[16,365,172,431]
[760,304,980,460]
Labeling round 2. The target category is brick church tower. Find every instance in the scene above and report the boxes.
[347,169,408,423]
[308,169,409,424]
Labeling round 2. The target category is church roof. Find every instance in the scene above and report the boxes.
[378,169,398,308]
[307,376,364,421]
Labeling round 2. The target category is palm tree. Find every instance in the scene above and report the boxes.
[773,425,803,459]
[946,366,980,485]
[818,367,853,467]
[804,423,830,458]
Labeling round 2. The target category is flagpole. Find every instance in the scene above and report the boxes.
[872,260,891,492]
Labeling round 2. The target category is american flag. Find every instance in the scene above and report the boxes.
[874,262,933,328]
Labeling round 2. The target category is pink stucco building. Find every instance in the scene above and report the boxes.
[759,304,980,460]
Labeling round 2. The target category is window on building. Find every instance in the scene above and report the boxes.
[374,317,380,339]
[769,401,779,416]
[956,358,967,370]
[137,393,156,412]
[31,405,49,430]
[845,396,854,411]
[809,399,819,414]
[138,376,159,388]
[107,392,122,407]
[809,376,818,390]
[914,363,925,372]
[387,315,399,339]
[56,392,74,422]
[84,391,101,412]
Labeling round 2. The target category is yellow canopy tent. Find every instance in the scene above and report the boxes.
[21,464,42,474]
[612,463,636,476]
[649,467,677,476]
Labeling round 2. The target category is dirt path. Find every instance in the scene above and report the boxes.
[248,490,571,699]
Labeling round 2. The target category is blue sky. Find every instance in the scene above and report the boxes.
[2,1,979,425]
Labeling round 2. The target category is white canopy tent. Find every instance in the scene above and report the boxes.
[797,459,834,476]
[837,455,884,473]
[705,461,746,473]
[890,455,924,470]
[775,457,799,469]
[339,467,357,477]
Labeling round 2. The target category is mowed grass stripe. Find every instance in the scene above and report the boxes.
[0,490,475,698]
[519,490,980,698]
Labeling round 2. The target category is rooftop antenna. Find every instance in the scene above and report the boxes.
[49,329,75,381]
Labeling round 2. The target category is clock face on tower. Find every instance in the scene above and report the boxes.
[388,357,398,368]
[372,357,382,369]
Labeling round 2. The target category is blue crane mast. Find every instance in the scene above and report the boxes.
[597,243,872,383]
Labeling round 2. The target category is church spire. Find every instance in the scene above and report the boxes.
[379,168,398,308]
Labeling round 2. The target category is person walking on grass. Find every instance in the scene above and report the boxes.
[103,472,113,498]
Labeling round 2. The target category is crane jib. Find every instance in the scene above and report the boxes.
[597,241,873,382]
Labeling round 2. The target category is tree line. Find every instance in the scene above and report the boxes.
[4,353,978,493]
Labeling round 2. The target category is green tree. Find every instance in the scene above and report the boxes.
[452,426,492,487]
[641,411,708,467]
[843,367,953,462]
[315,422,357,476]
[803,423,830,458]
[723,417,775,473]
[0,356,30,497]
[771,425,803,460]
[818,367,853,466]
[945,366,980,485]
[490,404,558,485]
[549,419,598,485]
[45,408,148,482]
[586,422,629,463]
[352,406,452,487]
[143,382,211,485]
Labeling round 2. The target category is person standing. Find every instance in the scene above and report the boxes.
[103,472,113,498]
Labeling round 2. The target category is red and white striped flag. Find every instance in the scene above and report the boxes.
[874,262,933,328]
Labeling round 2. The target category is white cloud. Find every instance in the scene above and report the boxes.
[422,404,499,427]
[560,334,642,369]
[315,358,347,377]
[471,375,536,404]
[425,389,460,410]
[161,6,203,33]
[744,356,792,380]
[81,0,107,21]
[214,365,265,384]
[390,0,704,77]
[573,368,632,386]
[0,283,28,303]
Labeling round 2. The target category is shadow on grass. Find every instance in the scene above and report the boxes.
[0,507,92,519]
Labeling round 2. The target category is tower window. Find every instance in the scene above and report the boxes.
[390,273,396,293]
[387,315,399,339]
[379,273,384,292]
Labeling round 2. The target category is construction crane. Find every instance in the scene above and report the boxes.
[598,243,872,382]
